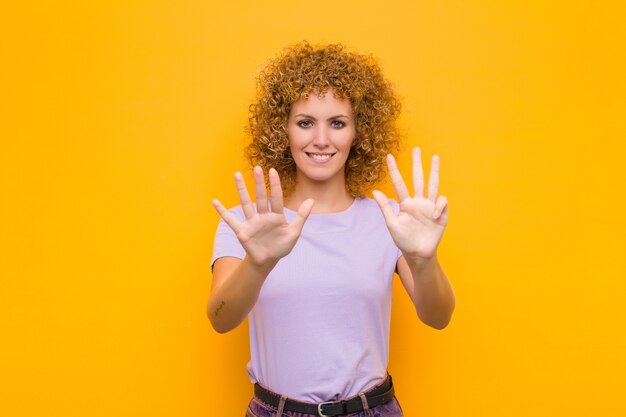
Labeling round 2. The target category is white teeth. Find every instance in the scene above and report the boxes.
[307,153,333,161]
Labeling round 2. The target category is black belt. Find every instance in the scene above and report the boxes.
[253,375,395,417]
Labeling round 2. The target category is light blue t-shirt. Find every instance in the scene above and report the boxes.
[210,196,402,402]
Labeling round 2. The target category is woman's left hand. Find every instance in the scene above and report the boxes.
[373,147,449,263]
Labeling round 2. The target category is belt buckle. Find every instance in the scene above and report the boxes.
[317,400,337,417]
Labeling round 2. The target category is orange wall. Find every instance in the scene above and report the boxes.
[2,1,625,416]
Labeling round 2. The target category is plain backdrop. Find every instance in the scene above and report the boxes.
[1,1,625,416]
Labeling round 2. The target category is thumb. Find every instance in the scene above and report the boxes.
[372,190,396,227]
[290,198,315,233]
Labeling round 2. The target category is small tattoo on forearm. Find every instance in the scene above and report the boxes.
[214,301,225,317]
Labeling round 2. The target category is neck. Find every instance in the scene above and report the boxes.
[285,176,355,214]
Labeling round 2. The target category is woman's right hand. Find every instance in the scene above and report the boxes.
[212,166,314,267]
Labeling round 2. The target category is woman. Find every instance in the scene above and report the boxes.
[208,41,456,417]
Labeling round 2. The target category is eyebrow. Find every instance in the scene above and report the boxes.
[293,113,350,120]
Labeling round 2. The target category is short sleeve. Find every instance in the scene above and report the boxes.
[388,199,403,261]
[210,205,246,272]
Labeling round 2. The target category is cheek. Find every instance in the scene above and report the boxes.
[288,141,301,157]
[287,127,304,148]
[341,129,356,148]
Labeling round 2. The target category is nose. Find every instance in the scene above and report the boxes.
[312,126,331,149]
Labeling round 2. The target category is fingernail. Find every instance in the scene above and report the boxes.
[433,210,439,218]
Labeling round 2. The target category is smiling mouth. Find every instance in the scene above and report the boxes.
[306,152,336,161]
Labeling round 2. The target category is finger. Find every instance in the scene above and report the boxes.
[433,195,448,219]
[212,198,242,234]
[412,147,424,198]
[427,155,440,203]
[290,198,315,234]
[372,190,396,228]
[253,166,269,214]
[234,172,254,220]
[268,168,284,214]
[387,154,411,203]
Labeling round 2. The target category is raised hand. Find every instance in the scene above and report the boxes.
[372,147,449,262]
[212,166,314,267]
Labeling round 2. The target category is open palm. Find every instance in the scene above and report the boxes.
[212,166,314,266]
[373,147,449,261]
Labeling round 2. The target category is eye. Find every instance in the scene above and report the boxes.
[331,120,346,128]
[297,120,313,128]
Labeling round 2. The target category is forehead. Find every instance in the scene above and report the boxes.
[290,90,353,116]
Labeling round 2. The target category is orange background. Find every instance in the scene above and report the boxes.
[2,1,625,416]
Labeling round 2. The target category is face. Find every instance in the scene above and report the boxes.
[287,90,356,186]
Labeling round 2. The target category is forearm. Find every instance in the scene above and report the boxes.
[207,256,277,333]
[406,254,456,329]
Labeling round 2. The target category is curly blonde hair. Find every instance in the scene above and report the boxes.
[244,41,403,198]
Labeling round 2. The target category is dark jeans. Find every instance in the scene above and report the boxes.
[245,377,404,417]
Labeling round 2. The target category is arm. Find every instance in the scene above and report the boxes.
[396,254,456,329]
[374,147,455,329]
[207,256,277,333]
[208,166,314,333]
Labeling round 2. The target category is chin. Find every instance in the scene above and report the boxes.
[297,171,344,184]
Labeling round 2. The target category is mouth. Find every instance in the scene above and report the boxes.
[305,152,336,162]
